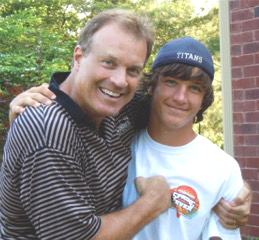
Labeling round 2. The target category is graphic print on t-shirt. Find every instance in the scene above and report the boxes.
[171,185,200,219]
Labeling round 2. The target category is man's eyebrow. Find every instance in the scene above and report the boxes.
[103,53,144,70]
[103,54,117,61]
[129,64,144,71]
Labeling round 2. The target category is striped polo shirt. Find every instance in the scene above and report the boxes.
[0,72,149,239]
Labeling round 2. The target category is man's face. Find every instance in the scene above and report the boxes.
[72,23,147,127]
[149,68,206,133]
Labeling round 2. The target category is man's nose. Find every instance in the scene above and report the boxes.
[110,69,128,88]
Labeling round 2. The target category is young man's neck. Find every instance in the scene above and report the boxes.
[147,124,197,147]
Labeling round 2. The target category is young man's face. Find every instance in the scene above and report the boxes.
[71,23,147,127]
[149,68,206,133]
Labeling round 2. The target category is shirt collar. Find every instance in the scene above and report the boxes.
[49,72,97,129]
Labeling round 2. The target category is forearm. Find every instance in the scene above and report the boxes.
[213,180,252,229]
[94,194,163,240]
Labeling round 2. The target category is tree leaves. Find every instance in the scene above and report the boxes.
[0,0,223,154]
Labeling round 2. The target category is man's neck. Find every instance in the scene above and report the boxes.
[60,73,103,129]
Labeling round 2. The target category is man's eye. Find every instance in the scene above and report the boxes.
[128,68,141,76]
[104,60,113,65]
[102,59,114,67]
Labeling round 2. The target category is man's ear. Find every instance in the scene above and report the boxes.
[147,86,154,96]
[73,45,84,71]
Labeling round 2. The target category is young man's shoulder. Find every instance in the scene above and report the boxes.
[198,135,239,167]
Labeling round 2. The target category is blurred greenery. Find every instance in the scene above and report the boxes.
[0,0,223,162]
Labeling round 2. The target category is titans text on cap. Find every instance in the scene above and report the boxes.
[176,52,203,63]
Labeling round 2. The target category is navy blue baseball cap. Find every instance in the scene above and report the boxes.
[151,36,214,80]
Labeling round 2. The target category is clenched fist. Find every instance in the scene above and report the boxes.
[135,176,171,214]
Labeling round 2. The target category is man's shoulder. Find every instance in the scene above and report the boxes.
[13,102,68,127]
[130,91,147,104]
[6,102,76,158]
[10,102,74,144]
[118,92,151,129]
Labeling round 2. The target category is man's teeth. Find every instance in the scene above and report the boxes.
[101,88,121,97]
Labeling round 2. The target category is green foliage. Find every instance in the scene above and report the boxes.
[193,71,224,149]
[0,0,223,159]
[0,0,78,90]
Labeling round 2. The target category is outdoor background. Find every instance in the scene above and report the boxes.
[0,0,259,239]
[0,0,221,160]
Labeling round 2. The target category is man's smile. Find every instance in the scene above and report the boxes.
[100,87,122,98]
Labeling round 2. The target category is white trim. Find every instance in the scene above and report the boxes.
[219,0,234,156]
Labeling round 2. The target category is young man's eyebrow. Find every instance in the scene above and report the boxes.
[163,73,175,78]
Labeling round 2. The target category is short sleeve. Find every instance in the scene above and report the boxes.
[202,212,241,240]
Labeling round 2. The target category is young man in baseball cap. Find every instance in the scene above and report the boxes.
[123,36,244,239]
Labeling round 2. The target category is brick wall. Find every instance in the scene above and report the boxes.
[230,0,259,238]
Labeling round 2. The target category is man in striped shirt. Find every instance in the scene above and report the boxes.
[3,9,251,240]
[1,9,172,239]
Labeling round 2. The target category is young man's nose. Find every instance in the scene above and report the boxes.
[173,85,188,103]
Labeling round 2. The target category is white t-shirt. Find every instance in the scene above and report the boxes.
[123,129,242,240]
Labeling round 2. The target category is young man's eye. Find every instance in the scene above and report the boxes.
[166,79,176,86]
[190,85,201,93]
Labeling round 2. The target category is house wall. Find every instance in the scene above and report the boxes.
[230,0,259,238]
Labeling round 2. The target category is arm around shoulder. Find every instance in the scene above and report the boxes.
[213,177,252,229]
[9,83,56,123]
